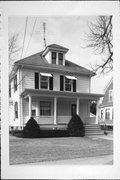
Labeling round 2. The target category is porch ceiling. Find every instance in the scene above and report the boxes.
[21,89,104,100]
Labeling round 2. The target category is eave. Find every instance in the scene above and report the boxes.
[16,63,95,77]
[21,89,104,100]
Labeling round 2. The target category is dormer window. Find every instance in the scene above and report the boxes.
[58,53,63,65]
[51,52,57,64]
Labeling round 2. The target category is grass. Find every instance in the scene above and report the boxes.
[9,135,113,165]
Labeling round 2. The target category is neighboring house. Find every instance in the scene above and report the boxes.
[98,78,113,128]
[9,44,103,130]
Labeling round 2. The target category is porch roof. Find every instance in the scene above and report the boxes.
[21,89,104,100]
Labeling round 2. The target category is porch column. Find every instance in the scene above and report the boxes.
[29,95,32,118]
[96,100,99,124]
[77,98,79,115]
[54,97,57,124]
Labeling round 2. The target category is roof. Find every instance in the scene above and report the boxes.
[99,78,113,108]
[47,44,69,51]
[21,88,104,100]
[10,44,96,79]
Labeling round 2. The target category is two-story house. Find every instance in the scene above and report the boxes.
[99,78,113,128]
[9,44,103,130]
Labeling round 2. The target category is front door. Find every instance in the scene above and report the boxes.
[71,104,77,116]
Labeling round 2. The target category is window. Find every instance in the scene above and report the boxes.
[40,75,48,89]
[14,75,17,92]
[65,77,72,91]
[101,110,103,119]
[51,52,57,64]
[40,101,51,116]
[58,53,63,65]
[109,90,113,102]
[105,109,110,120]
[32,109,36,116]
[60,75,76,92]
[14,102,18,119]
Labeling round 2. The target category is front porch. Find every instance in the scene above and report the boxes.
[21,89,103,127]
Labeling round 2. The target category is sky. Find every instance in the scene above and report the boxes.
[9,16,112,94]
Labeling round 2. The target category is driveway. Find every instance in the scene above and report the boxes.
[9,135,113,165]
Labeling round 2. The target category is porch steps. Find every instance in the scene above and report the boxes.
[84,124,104,136]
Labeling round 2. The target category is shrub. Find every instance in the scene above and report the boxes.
[67,114,85,137]
[22,117,41,138]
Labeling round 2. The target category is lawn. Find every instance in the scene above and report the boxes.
[9,135,113,165]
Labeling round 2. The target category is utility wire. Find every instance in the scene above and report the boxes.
[21,16,28,59]
[24,17,37,57]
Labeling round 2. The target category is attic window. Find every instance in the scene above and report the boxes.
[58,53,63,65]
[51,52,56,64]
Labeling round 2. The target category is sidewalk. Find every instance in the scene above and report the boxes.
[29,155,113,165]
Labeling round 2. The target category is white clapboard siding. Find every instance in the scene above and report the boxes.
[77,76,90,93]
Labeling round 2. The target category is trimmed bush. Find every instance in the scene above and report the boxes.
[67,114,85,137]
[22,117,41,138]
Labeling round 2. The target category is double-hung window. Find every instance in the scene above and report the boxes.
[105,109,110,120]
[35,72,53,90]
[40,75,48,89]
[51,52,57,64]
[65,77,72,91]
[40,101,51,116]
[58,53,63,65]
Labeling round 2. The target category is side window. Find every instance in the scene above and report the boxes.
[14,102,18,119]
[14,75,17,92]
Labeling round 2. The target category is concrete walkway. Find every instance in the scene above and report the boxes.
[28,155,113,165]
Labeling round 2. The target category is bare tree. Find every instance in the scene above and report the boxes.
[86,16,113,74]
[9,33,21,70]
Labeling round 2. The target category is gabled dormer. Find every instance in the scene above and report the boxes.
[42,44,69,66]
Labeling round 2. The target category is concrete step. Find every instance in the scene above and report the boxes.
[84,124,104,136]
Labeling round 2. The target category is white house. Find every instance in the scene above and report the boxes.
[9,44,103,130]
[99,78,113,127]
